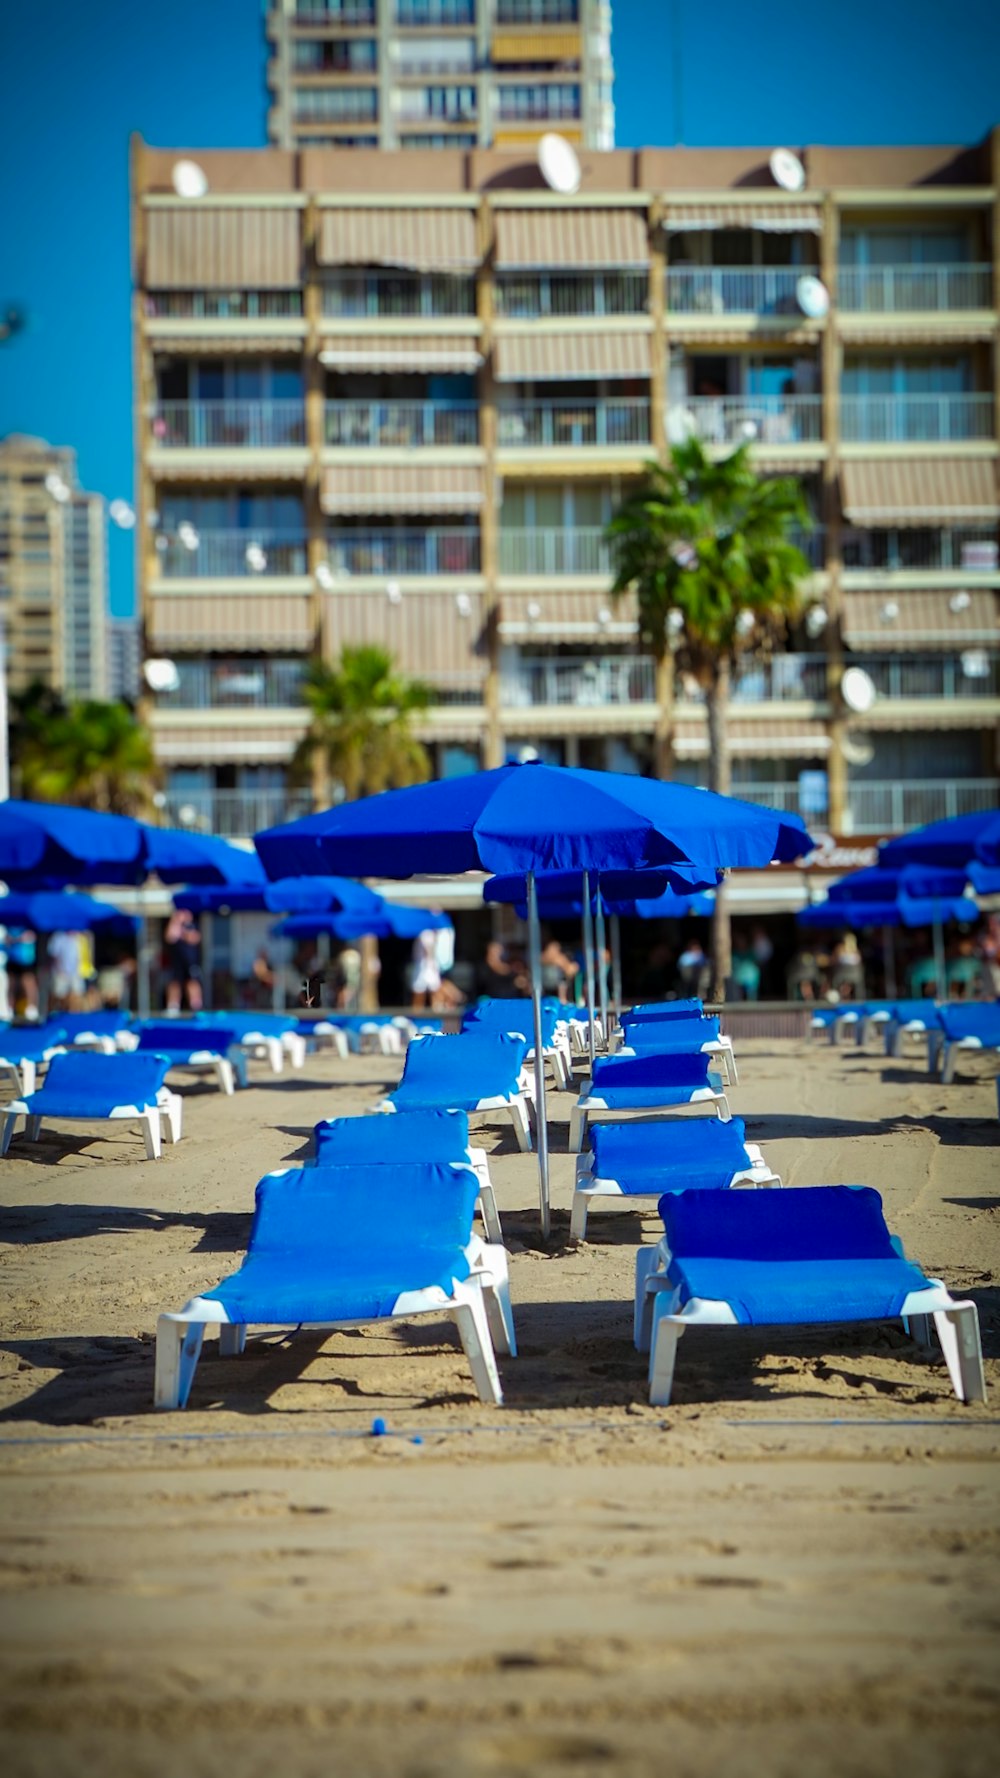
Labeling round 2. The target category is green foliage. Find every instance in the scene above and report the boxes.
[292,644,432,804]
[11,684,158,815]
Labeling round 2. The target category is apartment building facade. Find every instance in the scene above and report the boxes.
[132,133,1000,841]
[0,434,109,700]
[266,0,615,153]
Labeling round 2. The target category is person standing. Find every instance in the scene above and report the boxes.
[163,907,203,1013]
[410,929,442,1010]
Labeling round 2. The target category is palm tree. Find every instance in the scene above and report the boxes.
[293,644,432,809]
[15,693,158,816]
[607,437,810,997]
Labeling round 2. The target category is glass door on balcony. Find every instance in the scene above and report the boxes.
[499,481,612,575]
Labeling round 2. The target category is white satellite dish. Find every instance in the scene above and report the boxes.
[315,561,335,590]
[735,610,755,637]
[840,732,875,767]
[171,159,209,199]
[804,604,828,639]
[454,592,472,618]
[961,648,989,679]
[769,147,806,191]
[143,658,180,694]
[796,274,829,319]
[666,608,685,638]
[526,600,542,622]
[949,590,972,613]
[538,133,581,195]
[841,666,877,714]
[44,472,70,503]
[177,521,199,551]
[879,600,899,624]
[386,580,402,606]
[109,498,136,530]
[245,543,268,574]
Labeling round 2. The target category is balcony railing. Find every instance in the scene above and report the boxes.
[324,400,478,447]
[498,527,610,576]
[842,528,999,573]
[738,778,999,832]
[146,291,304,320]
[158,660,308,709]
[496,0,578,19]
[666,266,813,317]
[498,399,650,449]
[497,89,581,122]
[839,393,994,443]
[157,530,309,578]
[152,402,306,449]
[672,394,823,447]
[790,525,826,568]
[838,264,993,312]
[326,529,480,575]
[678,655,829,705]
[502,655,656,708]
[294,1,374,21]
[856,653,1000,700]
[396,0,475,21]
[495,272,648,318]
[322,273,476,318]
[162,788,312,840]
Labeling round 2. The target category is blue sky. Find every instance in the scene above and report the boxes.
[2,0,998,619]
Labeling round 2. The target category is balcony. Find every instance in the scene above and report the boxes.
[396,0,475,20]
[162,788,312,840]
[146,292,304,320]
[497,399,650,449]
[294,2,374,20]
[151,402,306,449]
[671,394,823,448]
[502,655,656,708]
[496,0,579,21]
[322,273,475,319]
[839,394,993,444]
[157,659,308,710]
[324,400,478,447]
[157,530,309,579]
[497,88,581,123]
[677,655,829,706]
[326,529,480,576]
[855,653,1000,700]
[739,778,999,833]
[842,528,999,573]
[495,272,648,319]
[666,267,812,318]
[499,527,610,576]
[838,264,993,312]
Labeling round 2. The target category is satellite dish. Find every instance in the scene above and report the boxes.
[841,666,877,714]
[171,159,209,199]
[879,600,899,624]
[386,580,402,605]
[177,521,199,551]
[44,471,70,503]
[770,148,806,191]
[804,604,828,639]
[526,600,542,622]
[961,648,989,679]
[245,543,267,574]
[454,592,472,618]
[949,590,972,613]
[597,605,612,627]
[538,133,581,195]
[796,274,829,319]
[735,610,755,637]
[109,498,136,530]
[840,732,875,767]
[315,562,335,590]
[143,658,180,694]
[666,608,685,637]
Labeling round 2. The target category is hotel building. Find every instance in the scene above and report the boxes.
[0,434,109,700]
[131,131,1000,841]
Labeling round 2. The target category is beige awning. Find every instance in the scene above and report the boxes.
[843,588,999,649]
[491,30,582,61]
[838,320,997,345]
[320,334,482,373]
[146,209,301,289]
[498,588,638,636]
[494,210,649,271]
[146,592,314,651]
[154,721,306,764]
[663,202,822,234]
[494,329,651,381]
[318,209,478,273]
[841,457,1000,526]
[672,715,830,757]
[146,334,304,355]
[320,463,483,514]
[150,455,307,482]
[325,590,487,682]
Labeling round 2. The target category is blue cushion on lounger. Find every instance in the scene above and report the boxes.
[464,998,561,1048]
[135,1023,241,1061]
[389,1030,529,1112]
[16,1049,171,1118]
[626,999,704,1021]
[937,1005,1000,1044]
[588,1051,720,1106]
[315,1107,470,1165]
[0,1029,68,1063]
[590,1116,751,1192]
[887,1001,942,1028]
[620,1015,721,1051]
[658,1185,930,1325]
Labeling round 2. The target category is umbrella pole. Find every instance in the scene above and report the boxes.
[201,912,213,1011]
[137,915,152,1018]
[526,872,551,1240]
[610,912,622,1024]
[932,906,946,1000]
[883,923,897,1000]
[581,869,597,1069]
[595,891,609,1038]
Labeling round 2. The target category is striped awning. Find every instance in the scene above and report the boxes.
[491,30,581,61]
[150,455,308,482]
[663,202,822,234]
[320,463,484,515]
[154,721,307,764]
[838,320,997,345]
[498,588,638,636]
[146,209,301,289]
[843,588,999,650]
[320,334,482,373]
[147,592,314,652]
[841,457,1000,526]
[325,590,487,681]
[146,334,304,355]
[318,208,478,273]
[494,210,649,270]
[494,329,651,382]
[672,716,830,757]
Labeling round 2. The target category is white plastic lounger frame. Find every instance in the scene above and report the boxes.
[569,1085,731,1154]
[360,1022,403,1056]
[884,1017,933,1058]
[633,1241,987,1408]
[1,1091,170,1160]
[613,1034,738,1086]
[154,1235,515,1410]
[929,1030,1000,1085]
[373,1091,533,1154]
[0,1045,65,1098]
[570,1144,780,1242]
[309,1022,351,1059]
[168,1045,248,1095]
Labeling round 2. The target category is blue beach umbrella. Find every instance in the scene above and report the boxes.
[272,906,451,942]
[798,896,974,929]
[140,827,266,888]
[879,809,1000,872]
[175,877,384,916]
[0,800,145,886]
[0,889,138,934]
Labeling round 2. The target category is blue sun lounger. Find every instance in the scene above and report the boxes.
[463,997,572,1089]
[376,1030,533,1151]
[931,1004,1000,1083]
[154,1159,514,1409]
[882,1001,943,1056]
[196,1012,306,1074]
[1,1049,180,1160]
[570,1051,730,1152]
[31,1010,132,1055]
[0,1028,67,1097]
[571,1114,780,1241]
[134,1023,248,1093]
[627,999,705,1020]
[313,1107,502,1241]
[614,1012,738,1085]
[635,1184,986,1407]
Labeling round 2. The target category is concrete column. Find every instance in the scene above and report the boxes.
[648,196,666,458]
[820,191,847,834]
[477,196,503,769]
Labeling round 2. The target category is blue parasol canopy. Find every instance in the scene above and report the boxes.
[826,863,971,904]
[0,889,138,934]
[175,876,384,917]
[879,809,1000,872]
[140,827,266,888]
[272,905,451,942]
[0,800,145,886]
[797,895,975,929]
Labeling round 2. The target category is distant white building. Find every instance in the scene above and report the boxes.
[107,617,141,702]
[0,434,109,699]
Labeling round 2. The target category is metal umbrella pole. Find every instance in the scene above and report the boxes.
[883,923,897,1000]
[594,887,609,1039]
[137,914,152,1017]
[932,903,946,999]
[609,911,622,1023]
[581,868,597,1070]
[201,911,213,1010]
[526,871,551,1239]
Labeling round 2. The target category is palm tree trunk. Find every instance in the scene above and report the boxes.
[705,660,732,1001]
[310,744,329,815]
[653,649,675,780]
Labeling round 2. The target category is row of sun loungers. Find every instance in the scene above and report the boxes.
[810,998,1000,1092]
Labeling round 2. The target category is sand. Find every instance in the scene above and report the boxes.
[1,1033,998,1777]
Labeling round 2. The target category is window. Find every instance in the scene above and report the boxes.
[497,83,580,120]
[399,132,478,149]
[396,0,475,22]
[292,86,378,122]
[397,84,477,120]
[292,37,377,72]
[396,36,476,76]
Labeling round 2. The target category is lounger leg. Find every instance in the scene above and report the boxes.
[0,1112,16,1155]
[213,1058,235,1095]
[452,1290,503,1405]
[717,1094,732,1122]
[20,1060,36,1097]
[905,1313,933,1348]
[509,1098,532,1153]
[160,1092,183,1144]
[481,1247,516,1358]
[633,1247,659,1351]
[940,1041,958,1087]
[219,1323,247,1357]
[141,1111,162,1160]
[569,1104,586,1153]
[25,1115,42,1142]
[726,1044,739,1086]
[932,1303,987,1404]
[570,1189,590,1243]
[477,1183,503,1244]
[154,1316,205,1409]
[287,1035,306,1069]
[332,1030,349,1060]
[266,1038,284,1075]
[648,1303,685,1406]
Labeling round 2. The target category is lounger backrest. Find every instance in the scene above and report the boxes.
[938,1005,1000,1042]
[200,1013,296,1036]
[464,998,560,1047]
[592,1051,715,1089]
[136,1023,239,1054]
[659,1183,897,1262]
[40,1049,171,1105]
[621,1015,720,1047]
[889,1001,941,1025]
[590,1115,749,1175]
[398,1030,529,1098]
[0,1028,68,1060]
[628,999,704,1021]
[315,1108,469,1165]
[248,1160,480,1260]
[51,1011,130,1036]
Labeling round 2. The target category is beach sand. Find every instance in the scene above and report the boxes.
[1,1034,998,1777]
